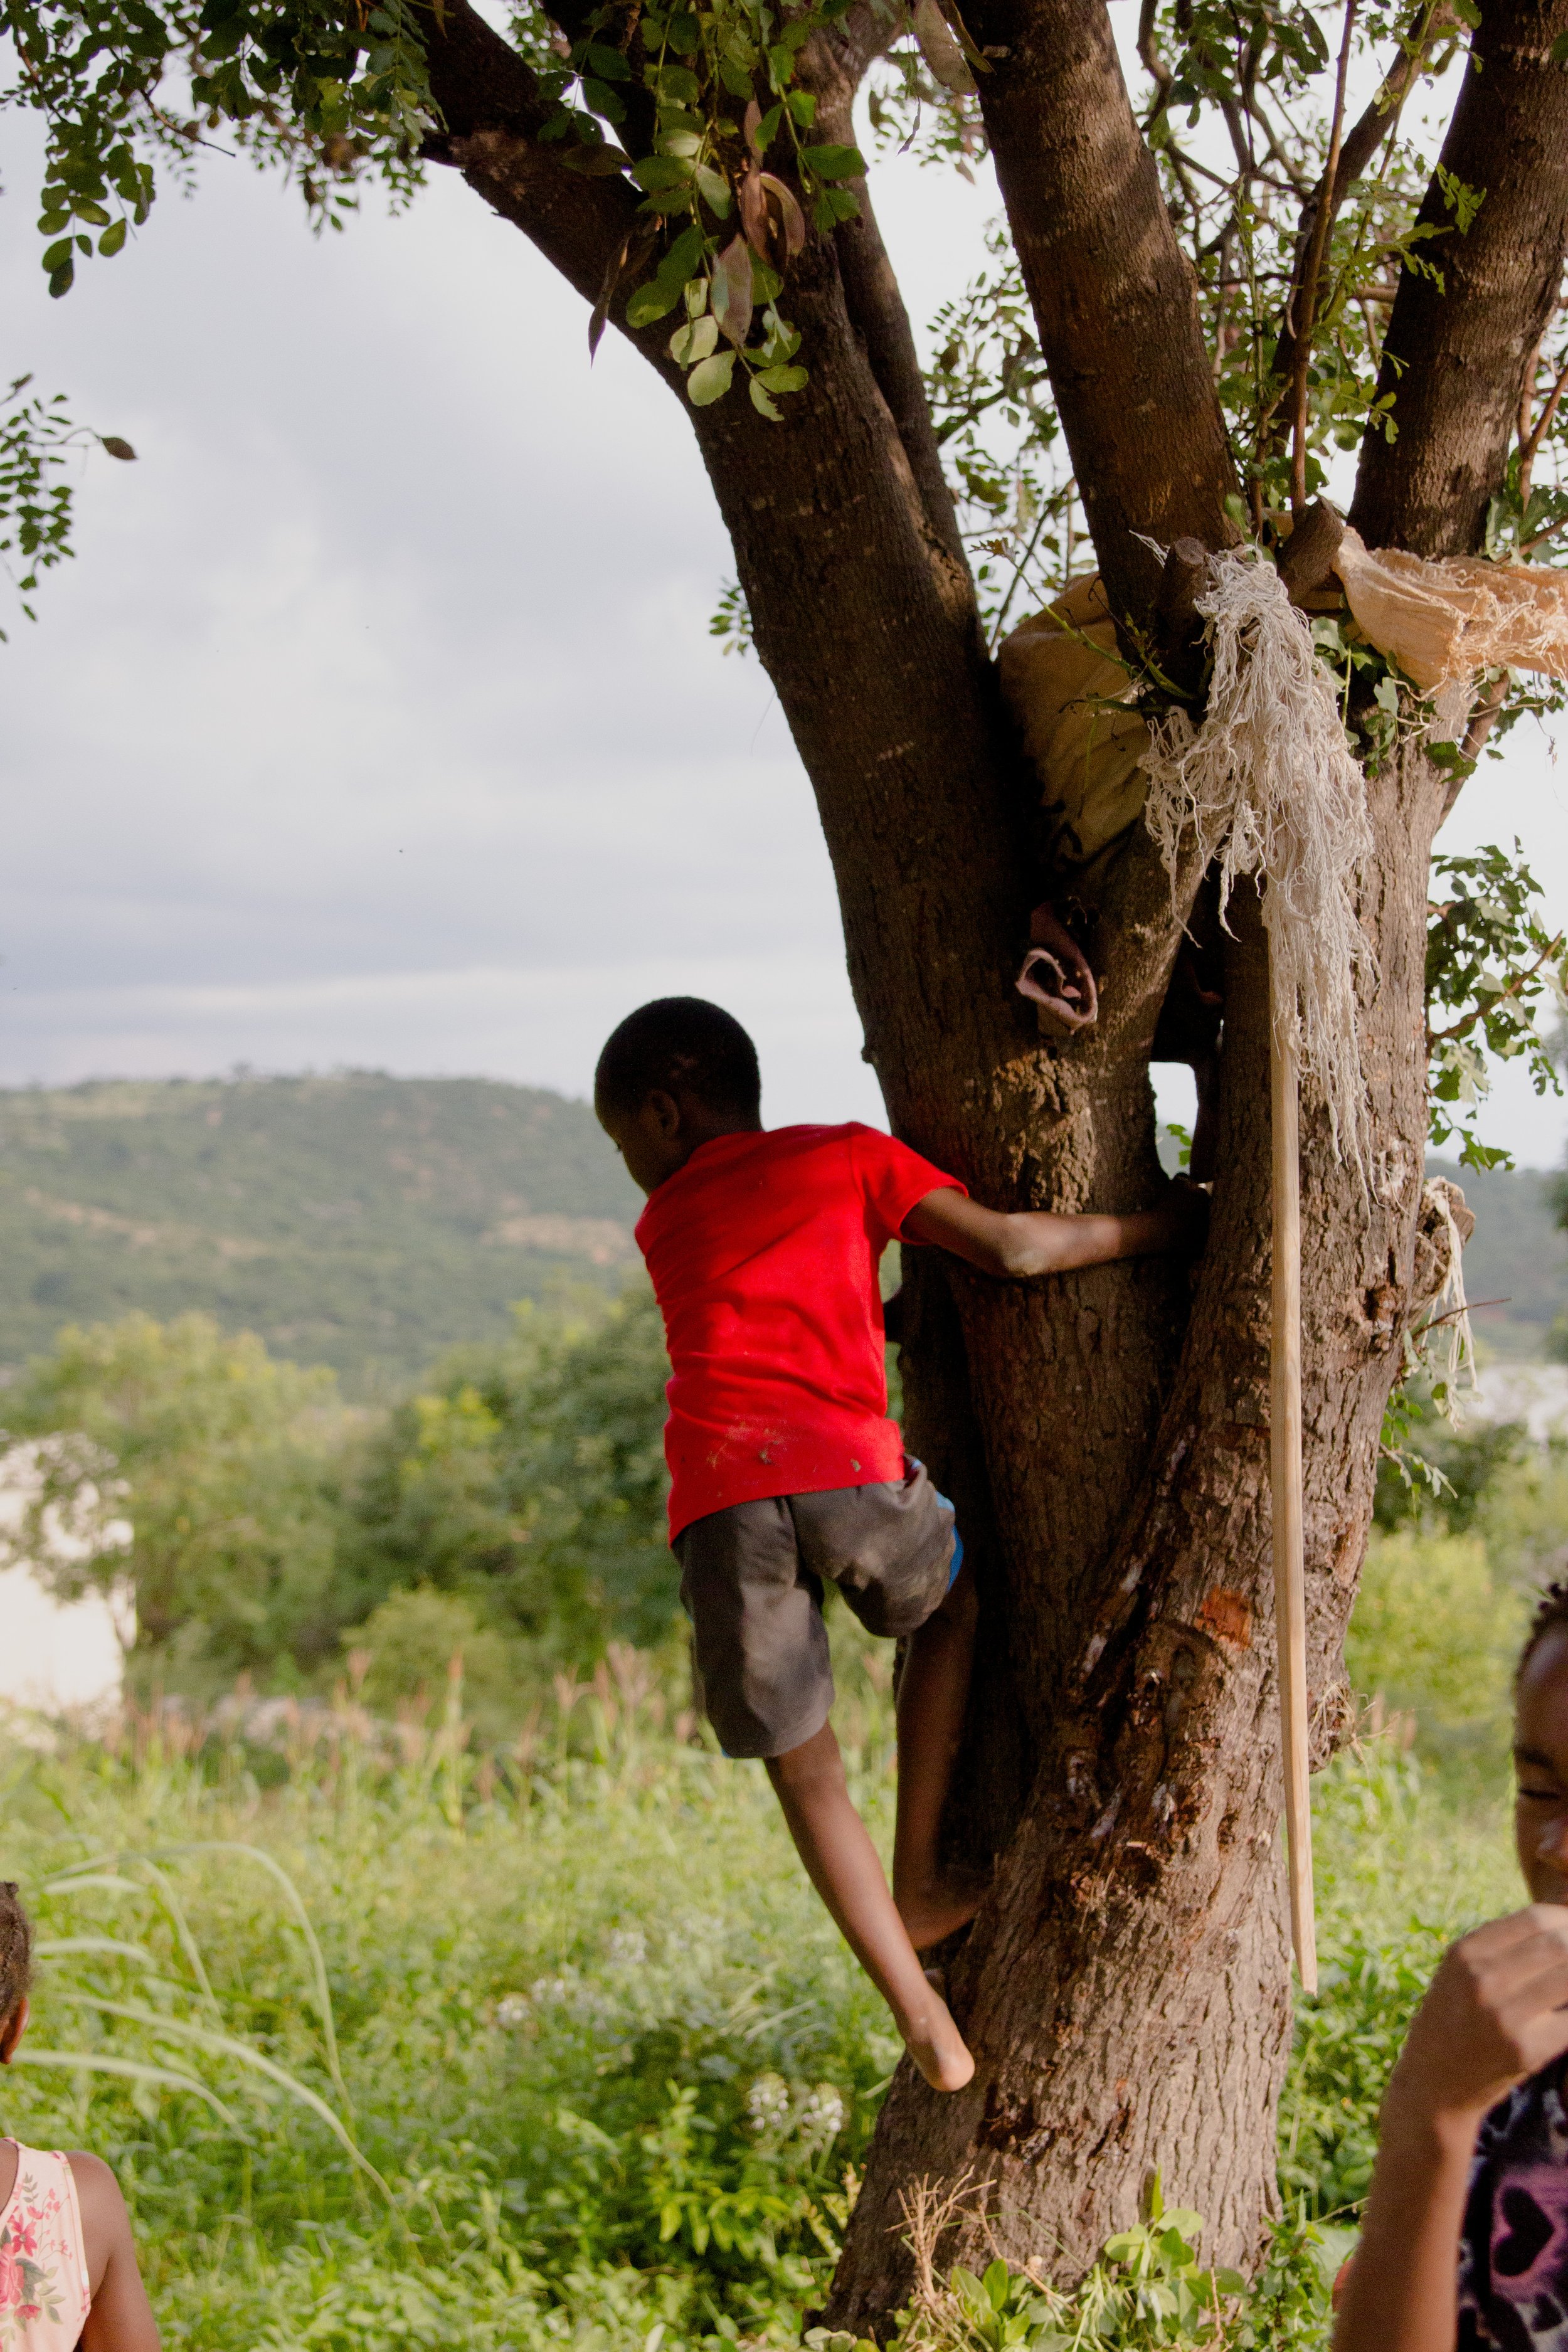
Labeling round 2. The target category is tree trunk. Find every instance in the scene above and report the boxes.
[417,0,1568,2306]
[825,733,1446,2311]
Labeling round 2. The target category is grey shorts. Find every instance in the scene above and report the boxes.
[672,1456,958,1759]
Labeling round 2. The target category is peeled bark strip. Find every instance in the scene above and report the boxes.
[1351,0,1568,555]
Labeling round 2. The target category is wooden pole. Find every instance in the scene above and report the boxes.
[1271,983,1318,1994]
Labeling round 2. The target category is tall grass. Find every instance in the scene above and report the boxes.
[0,1648,1523,2349]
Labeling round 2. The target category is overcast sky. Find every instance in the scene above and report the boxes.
[3,57,1566,1166]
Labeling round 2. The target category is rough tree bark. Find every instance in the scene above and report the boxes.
[418,0,1568,2305]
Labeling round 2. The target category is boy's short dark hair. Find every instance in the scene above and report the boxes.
[0,1883,31,2023]
[595,999,761,1121]
[1521,1577,1568,1683]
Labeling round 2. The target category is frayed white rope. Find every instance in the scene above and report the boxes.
[1419,1176,1476,1419]
[1140,551,1375,1172]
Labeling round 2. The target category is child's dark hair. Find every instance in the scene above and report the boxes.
[1519,1578,1568,1683]
[0,1883,31,2023]
[595,998,761,1122]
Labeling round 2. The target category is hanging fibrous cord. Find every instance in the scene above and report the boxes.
[1140,552,1375,1171]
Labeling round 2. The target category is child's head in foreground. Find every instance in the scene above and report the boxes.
[1514,1581,1568,1905]
[0,1879,31,2063]
[595,997,763,1193]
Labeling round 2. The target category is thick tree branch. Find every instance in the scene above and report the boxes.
[962,0,1240,623]
[421,0,650,326]
[422,0,971,612]
[829,182,972,580]
[1351,0,1568,553]
[418,0,1032,1180]
[799,34,972,582]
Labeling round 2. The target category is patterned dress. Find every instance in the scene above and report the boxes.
[0,2144,91,2349]
[1460,2062,1568,2348]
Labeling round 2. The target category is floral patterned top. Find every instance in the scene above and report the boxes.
[0,2144,90,2349]
[1459,2061,1568,2348]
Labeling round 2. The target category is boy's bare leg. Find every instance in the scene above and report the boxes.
[893,1564,984,1950]
[766,1722,975,2093]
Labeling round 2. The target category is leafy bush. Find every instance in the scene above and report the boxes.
[2,1286,677,1714]
[0,1671,1521,2351]
[334,1283,677,1690]
[808,2185,1348,2351]
[1344,1527,1525,1755]
[0,1312,349,1692]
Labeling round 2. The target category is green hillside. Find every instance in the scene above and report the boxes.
[0,1073,642,1391]
[0,1078,1559,1392]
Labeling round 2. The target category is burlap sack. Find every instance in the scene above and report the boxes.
[1333,528,1568,692]
[997,574,1150,882]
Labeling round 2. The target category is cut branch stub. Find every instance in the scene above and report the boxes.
[1278,498,1347,608]
[1153,534,1214,696]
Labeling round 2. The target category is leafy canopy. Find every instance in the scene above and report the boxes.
[4,0,1566,1132]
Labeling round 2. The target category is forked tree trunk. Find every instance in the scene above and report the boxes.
[829,739,1446,2306]
[416,0,1568,2304]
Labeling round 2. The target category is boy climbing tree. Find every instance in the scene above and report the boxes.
[11,0,1568,2303]
[594,997,1201,2092]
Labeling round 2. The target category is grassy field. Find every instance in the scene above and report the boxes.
[0,1646,1522,2352]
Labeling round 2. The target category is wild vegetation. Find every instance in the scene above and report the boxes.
[0,1596,1529,2352]
[12,0,1568,2269]
[0,1125,1557,2341]
[0,1284,676,1707]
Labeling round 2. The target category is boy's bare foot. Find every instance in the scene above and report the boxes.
[901,1987,976,2093]
[896,1872,988,1952]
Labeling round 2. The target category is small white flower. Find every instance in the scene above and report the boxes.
[529,1974,575,2007]
[495,1994,530,2028]
[745,2072,792,2133]
[798,2085,847,2140]
[606,1927,649,1969]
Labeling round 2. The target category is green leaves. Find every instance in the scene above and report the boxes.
[798,141,863,181]
[687,351,736,403]
[625,223,704,326]
[0,373,78,630]
[669,314,719,366]
[563,0,865,410]
[848,2185,1286,2352]
[1425,837,1567,1169]
[11,0,432,301]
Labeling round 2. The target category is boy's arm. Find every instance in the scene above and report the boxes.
[901,1180,1205,1280]
[1333,1906,1568,2352]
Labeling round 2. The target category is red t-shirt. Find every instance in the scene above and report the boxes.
[635,1122,965,1540]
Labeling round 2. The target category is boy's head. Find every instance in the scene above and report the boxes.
[1515,1585,1568,1904]
[0,1881,31,2063]
[595,998,762,1193]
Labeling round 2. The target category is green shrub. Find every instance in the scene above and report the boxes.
[1,1312,351,1691]
[334,1283,677,1692]
[1345,1527,1524,1754]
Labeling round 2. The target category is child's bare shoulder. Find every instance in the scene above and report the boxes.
[66,2152,132,2269]
[66,2149,124,2201]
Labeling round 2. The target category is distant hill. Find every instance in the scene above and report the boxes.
[1429,1156,1568,1362]
[0,1079,1559,1394]
[0,1074,642,1391]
